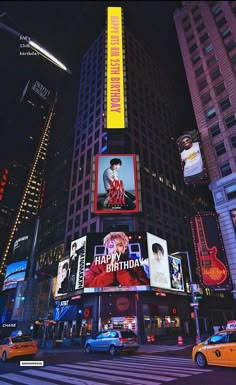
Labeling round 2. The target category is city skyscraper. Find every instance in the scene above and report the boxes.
[174,1,236,296]
[58,6,234,342]
[0,81,57,326]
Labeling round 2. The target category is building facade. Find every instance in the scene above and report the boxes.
[0,81,57,330]
[174,1,236,297]
[58,7,234,343]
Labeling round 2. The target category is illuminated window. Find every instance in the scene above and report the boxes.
[206,106,216,120]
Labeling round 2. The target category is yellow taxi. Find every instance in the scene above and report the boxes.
[192,329,236,368]
[0,335,38,362]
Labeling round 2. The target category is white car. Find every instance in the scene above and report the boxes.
[85,329,139,356]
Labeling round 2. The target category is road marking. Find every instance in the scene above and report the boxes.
[0,354,213,385]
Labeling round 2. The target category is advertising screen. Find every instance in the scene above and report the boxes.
[93,154,140,214]
[55,258,69,297]
[68,236,86,293]
[146,233,171,289]
[176,129,208,185]
[36,243,65,277]
[2,261,28,291]
[12,219,35,261]
[106,7,125,129]
[84,232,150,292]
[191,212,232,290]
[168,255,184,292]
[230,209,236,234]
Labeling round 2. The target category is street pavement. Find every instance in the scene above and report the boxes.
[0,351,210,385]
[36,342,194,357]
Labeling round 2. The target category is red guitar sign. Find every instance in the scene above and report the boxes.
[194,216,227,286]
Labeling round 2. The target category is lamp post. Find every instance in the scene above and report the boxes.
[171,251,201,343]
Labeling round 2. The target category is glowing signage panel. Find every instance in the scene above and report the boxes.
[106,7,125,129]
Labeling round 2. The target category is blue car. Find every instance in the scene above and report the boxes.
[85,329,139,356]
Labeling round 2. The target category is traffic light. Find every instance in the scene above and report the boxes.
[194,292,203,301]
[20,296,25,301]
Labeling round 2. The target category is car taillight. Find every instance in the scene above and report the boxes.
[135,337,138,342]
[119,337,127,342]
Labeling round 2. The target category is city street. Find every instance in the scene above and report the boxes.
[0,344,235,385]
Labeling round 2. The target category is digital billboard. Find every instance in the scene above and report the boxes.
[2,261,28,291]
[93,154,140,214]
[55,258,69,297]
[191,212,232,290]
[146,233,171,290]
[36,243,65,277]
[68,236,86,293]
[168,255,184,292]
[230,209,236,234]
[176,129,208,185]
[12,219,35,261]
[84,232,150,292]
[106,7,125,129]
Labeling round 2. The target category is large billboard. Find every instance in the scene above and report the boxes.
[191,213,232,290]
[2,261,28,291]
[12,219,35,261]
[68,236,86,293]
[93,154,140,214]
[36,243,65,277]
[176,129,208,185]
[55,258,70,297]
[106,7,125,129]
[55,237,86,298]
[146,233,171,289]
[230,209,236,234]
[168,255,184,292]
[84,232,150,292]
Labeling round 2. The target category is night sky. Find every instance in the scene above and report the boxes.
[0,1,196,163]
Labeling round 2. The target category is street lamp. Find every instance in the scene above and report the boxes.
[171,251,201,343]
[0,12,71,74]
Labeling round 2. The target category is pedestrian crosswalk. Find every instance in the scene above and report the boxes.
[0,354,212,385]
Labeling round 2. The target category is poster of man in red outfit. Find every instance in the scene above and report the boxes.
[84,231,149,292]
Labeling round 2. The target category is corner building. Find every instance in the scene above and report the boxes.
[63,7,199,342]
[174,1,236,297]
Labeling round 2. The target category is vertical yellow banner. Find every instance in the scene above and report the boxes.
[106,7,125,129]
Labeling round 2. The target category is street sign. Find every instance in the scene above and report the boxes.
[190,302,199,307]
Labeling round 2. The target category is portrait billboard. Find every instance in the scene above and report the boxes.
[2,261,28,291]
[55,258,69,297]
[68,236,86,294]
[93,154,140,214]
[146,233,171,289]
[176,129,208,185]
[106,7,125,129]
[84,231,149,293]
[168,255,184,292]
[230,209,236,234]
[191,212,232,290]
